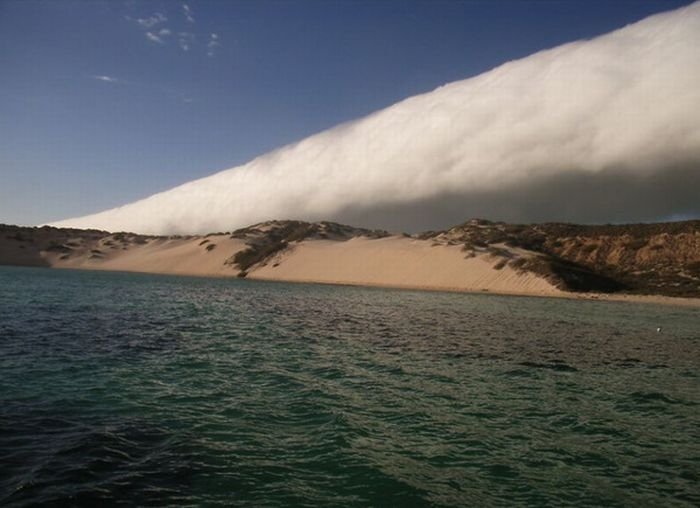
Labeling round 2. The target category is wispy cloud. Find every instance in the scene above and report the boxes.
[126,5,219,56]
[136,12,166,28]
[183,4,195,23]
[207,33,220,57]
[178,31,195,52]
[146,31,164,44]
[91,75,121,84]
[87,75,191,103]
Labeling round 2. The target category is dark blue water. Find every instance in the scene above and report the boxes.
[1,266,698,506]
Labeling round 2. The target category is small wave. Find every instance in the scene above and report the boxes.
[628,391,680,405]
[518,361,578,372]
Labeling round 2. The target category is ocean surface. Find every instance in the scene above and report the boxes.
[0,266,698,507]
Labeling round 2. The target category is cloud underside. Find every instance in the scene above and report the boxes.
[52,3,700,234]
[336,163,700,232]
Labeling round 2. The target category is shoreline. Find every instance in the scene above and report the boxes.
[249,273,700,307]
[12,263,698,308]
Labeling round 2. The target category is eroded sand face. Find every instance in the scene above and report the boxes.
[249,236,562,296]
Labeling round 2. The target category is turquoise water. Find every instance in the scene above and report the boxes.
[0,266,698,507]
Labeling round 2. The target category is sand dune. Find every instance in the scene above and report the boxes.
[57,236,247,277]
[2,221,699,306]
[250,236,560,295]
[0,227,243,277]
[0,224,560,296]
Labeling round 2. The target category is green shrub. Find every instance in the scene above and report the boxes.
[230,240,288,273]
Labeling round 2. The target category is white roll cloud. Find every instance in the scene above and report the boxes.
[52,3,700,234]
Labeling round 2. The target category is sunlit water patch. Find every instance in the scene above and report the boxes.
[1,266,698,506]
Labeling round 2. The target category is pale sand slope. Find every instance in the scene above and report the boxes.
[35,232,560,295]
[50,235,246,277]
[249,236,563,296]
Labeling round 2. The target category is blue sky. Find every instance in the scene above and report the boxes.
[0,0,694,225]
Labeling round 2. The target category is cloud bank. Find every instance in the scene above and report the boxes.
[53,3,700,234]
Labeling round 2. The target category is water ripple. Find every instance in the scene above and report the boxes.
[0,267,698,506]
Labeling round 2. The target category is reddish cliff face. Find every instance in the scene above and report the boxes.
[427,220,700,296]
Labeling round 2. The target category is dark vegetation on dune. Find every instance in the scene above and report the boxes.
[227,220,389,276]
[424,219,700,296]
[1,219,699,297]
[0,225,156,265]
